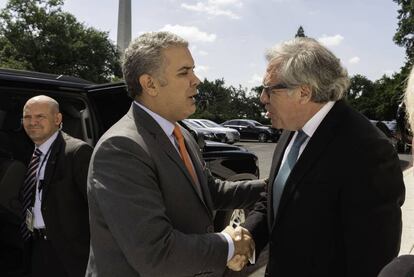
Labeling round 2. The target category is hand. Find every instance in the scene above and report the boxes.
[222,225,255,271]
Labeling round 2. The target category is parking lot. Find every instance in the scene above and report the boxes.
[236,141,413,179]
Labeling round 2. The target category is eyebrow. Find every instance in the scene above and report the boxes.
[177,66,195,71]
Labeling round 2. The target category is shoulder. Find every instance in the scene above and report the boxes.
[60,132,93,158]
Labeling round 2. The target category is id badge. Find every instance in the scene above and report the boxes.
[25,208,34,232]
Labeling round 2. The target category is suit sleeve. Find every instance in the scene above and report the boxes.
[242,191,270,257]
[342,138,405,276]
[205,169,267,210]
[72,142,93,201]
[89,136,228,276]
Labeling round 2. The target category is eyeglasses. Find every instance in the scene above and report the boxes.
[262,83,290,96]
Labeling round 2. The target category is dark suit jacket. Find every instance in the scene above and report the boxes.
[23,131,93,277]
[244,100,405,277]
[86,104,265,277]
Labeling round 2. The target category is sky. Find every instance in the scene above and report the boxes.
[0,0,407,89]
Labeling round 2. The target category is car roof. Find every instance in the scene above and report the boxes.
[0,68,129,94]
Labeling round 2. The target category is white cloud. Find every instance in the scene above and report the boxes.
[160,24,217,42]
[195,65,210,76]
[348,56,360,64]
[181,0,242,19]
[198,50,209,56]
[210,0,243,6]
[317,34,344,47]
[248,73,263,86]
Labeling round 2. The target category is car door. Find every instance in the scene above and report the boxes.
[85,82,132,143]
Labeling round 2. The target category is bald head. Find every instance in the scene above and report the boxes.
[23,95,62,146]
[24,95,60,113]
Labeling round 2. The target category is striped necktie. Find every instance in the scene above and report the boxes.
[272,130,308,218]
[20,148,42,240]
[173,124,198,184]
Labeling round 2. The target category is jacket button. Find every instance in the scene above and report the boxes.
[206,225,214,233]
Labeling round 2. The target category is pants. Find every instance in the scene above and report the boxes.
[30,238,67,277]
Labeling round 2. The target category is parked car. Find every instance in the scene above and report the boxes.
[370,120,399,150]
[222,119,281,142]
[188,118,240,144]
[396,103,413,153]
[0,69,260,243]
[180,119,227,143]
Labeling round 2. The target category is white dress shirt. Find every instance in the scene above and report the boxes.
[33,131,59,229]
[280,101,335,166]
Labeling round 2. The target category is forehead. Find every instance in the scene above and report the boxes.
[162,46,194,70]
[24,101,53,114]
[264,60,282,84]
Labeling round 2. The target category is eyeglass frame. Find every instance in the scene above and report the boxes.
[262,83,293,96]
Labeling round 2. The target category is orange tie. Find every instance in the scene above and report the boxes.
[173,124,198,184]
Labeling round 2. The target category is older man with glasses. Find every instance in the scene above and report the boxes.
[238,37,405,277]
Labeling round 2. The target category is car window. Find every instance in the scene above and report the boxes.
[184,120,201,129]
[200,120,221,128]
[189,120,205,128]
[251,120,263,126]
[88,86,131,135]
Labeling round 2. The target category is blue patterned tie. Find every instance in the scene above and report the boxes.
[20,148,42,240]
[272,130,308,218]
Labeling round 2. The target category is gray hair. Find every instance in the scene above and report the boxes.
[404,67,414,129]
[122,31,189,99]
[265,37,350,103]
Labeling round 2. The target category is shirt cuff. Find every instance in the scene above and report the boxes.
[220,231,234,262]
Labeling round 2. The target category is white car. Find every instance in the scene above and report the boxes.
[189,119,240,144]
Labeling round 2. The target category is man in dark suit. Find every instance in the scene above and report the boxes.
[21,95,92,277]
[241,37,405,277]
[86,31,265,277]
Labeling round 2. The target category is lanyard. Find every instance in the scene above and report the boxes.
[36,144,53,194]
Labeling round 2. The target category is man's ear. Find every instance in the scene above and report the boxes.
[139,74,158,97]
[56,112,63,126]
[299,85,312,104]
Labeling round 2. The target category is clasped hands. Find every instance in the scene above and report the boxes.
[222,225,255,271]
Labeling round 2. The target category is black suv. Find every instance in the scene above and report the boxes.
[0,68,259,180]
[0,68,260,243]
[222,119,280,142]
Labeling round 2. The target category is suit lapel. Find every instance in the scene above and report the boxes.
[268,130,293,229]
[183,130,214,215]
[272,101,347,227]
[41,131,63,203]
[131,104,211,215]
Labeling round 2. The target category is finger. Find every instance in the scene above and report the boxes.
[227,255,247,271]
[234,226,243,241]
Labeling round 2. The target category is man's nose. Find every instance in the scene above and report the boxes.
[260,89,269,104]
[192,72,201,87]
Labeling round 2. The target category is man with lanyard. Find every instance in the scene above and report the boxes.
[20,95,92,277]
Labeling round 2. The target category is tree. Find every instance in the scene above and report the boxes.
[0,0,121,83]
[295,26,306,38]
[193,78,267,123]
[347,74,376,118]
[393,0,414,66]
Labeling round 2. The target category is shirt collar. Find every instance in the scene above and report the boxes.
[37,131,59,155]
[134,101,175,137]
[301,101,335,138]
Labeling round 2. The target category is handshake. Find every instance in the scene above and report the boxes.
[222,225,255,271]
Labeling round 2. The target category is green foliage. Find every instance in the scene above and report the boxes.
[393,0,414,64]
[192,78,267,123]
[0,0,121,83]
[346,73,405,120]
